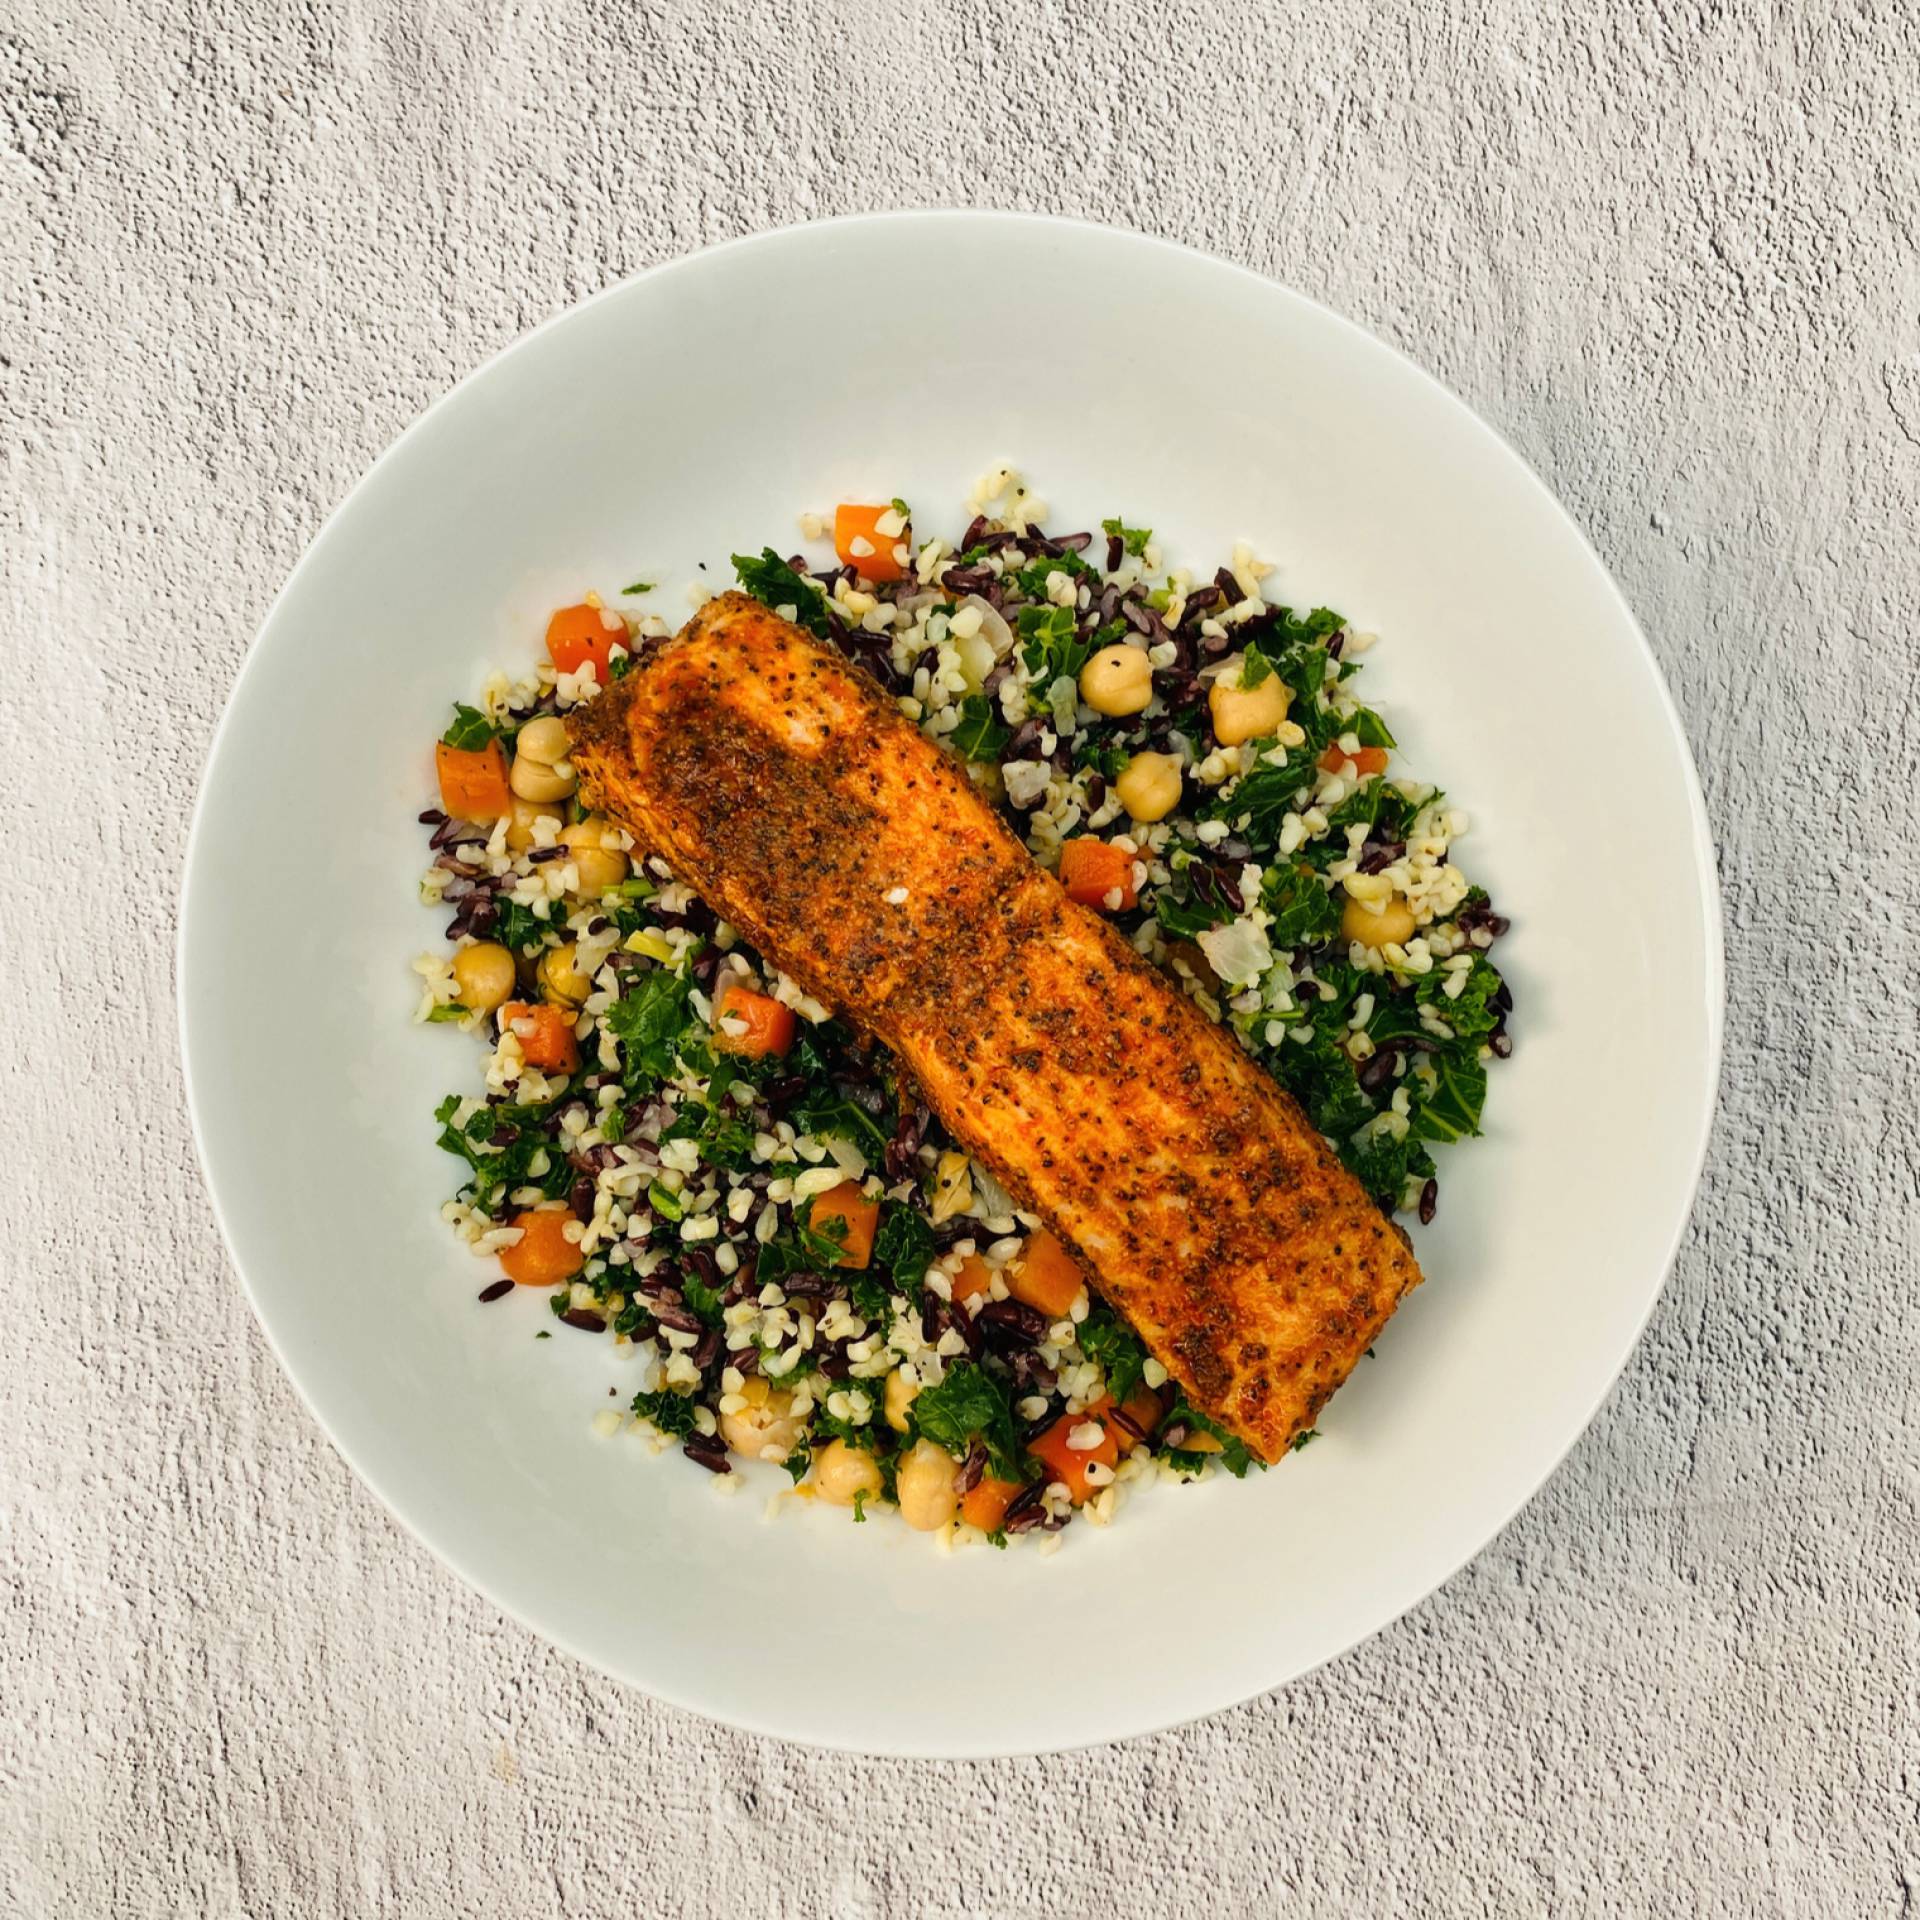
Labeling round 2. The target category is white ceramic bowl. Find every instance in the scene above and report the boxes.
[180,213,1722,1757]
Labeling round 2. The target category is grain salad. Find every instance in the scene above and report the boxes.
[411,469,1513,1548]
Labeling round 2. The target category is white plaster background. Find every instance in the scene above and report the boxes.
[3,2,1915,1913]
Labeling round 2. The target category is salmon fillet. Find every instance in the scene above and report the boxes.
[569,592,1421,1462]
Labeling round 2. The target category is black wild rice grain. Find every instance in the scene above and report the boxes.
[1358,1046,1401,1095]
[1002,1482,1065,1533]
[419,808,447,826]
[1105,532,1124,570]
[1006,1349,1057,1401]
[560,1308,607,1334]
[1418,1178,1438,1225]
[477,1278,515,1304]
[884,1100,931,1180]
[526,845,568,863]
[1357,840,1406,875]
[682,1434,732,1474]
[1003,718,1047,761]
[975,1298,1050,1352]
[643,1296,704,1335]
[941,565,998,595]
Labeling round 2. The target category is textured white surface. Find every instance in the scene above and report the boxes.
[3,1,1916,1913]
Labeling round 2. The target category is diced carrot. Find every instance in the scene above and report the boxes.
[959,1475,1023,1532]
[711,981,797,1058]
[809,1181,879,1269]
[949,1254,994,1305]
[1058,838,1138,911]
[833,503,909,583]
[1027,1410,1121,1505]
[1318,743,1390,776]
[1006,1229,1084,1320]
[435,739,512,822]
[1090,1385,1165,1454]
[546,601,628,681]
[499,1208,585,1286]
[499,1000,580,1073]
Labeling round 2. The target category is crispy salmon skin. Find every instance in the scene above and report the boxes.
[569,593,1422,1462]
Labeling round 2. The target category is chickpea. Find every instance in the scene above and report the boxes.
[1342,890,1418,949]
[811,1437,883,1509]
[509,752,577,803]
[718,1378,803,1462]
[515,715,572,765]
[505,795,564,853]
[1209,665,1292,746]
[1078,643,1153,718]
[450,941,516,1015]
[537,941,593,1007]
[561,816,629,895]
[1114,750,1182,823]
[883,1369,921,1434]
[895,1439,958,1532]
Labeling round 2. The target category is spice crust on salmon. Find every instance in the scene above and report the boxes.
[570,592,1422,1462]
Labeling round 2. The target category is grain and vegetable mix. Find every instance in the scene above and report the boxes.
[411,468,1513,1549]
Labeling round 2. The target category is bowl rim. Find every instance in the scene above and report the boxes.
[178,208,1726,1756]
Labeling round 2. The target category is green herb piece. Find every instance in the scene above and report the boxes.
[1100,517,1152,557]
[620,579,655,596]
[679,1266,726,1326]
[433,1093,572,1212]
[1009,549,1096,599]
[911,1360,1023,1480]
[1076,1306,1148,1404]
[1162,1399,1256,1477]
[1414,1054,1487,1144]
[1351,707,1396,749]
[630,1388,699,1438]
[1016,603,1091,698]
[1261,864,1342,950]
[604,968,695,1090]
[1200,744,1317,844]
[788,1085,890,1160]
[1239,644,1275,690]
[1290,1429,1320,1452]
[487,897,549,955]
[948,693,1011,763]
[732,548,832,639]
[645,1180,684,1222]
[439,703,497,751]
[1154,891,1228,940]
[890,497,912,520]
[426,1003,470,1023]
[873,1203,935,1300]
